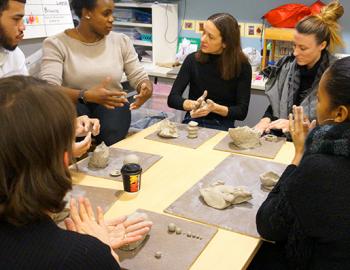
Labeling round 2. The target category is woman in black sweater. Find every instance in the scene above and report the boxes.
[250,56,350,269]
[0,76,151,269]
[167,13,251,130]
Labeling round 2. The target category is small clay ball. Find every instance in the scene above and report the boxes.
[155,251,162,259]
[175,227,182,234]
[168,223,176,233]
[109,169,121,177]
[187,231,192,237]
[123,154,140,165]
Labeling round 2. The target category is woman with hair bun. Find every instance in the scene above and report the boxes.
[254,0,344,135]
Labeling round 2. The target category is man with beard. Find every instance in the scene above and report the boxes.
[0,0,99,157]
[0,0,27,77]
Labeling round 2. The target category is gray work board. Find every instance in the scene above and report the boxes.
[145,122,220,149]
[72,148,162,181]
[118,209,217,270]
[54,185,122,226]
[164,155,287,238]
[214,134,286,159]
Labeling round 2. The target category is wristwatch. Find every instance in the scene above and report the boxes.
[78,89,87,104]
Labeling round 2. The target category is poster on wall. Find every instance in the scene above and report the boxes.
[24,0,74,39]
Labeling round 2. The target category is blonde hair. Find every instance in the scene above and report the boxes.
[296,0,344,53]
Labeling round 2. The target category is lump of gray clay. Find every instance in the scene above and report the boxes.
[168,223,176,233]
[228,126,261,149]
[157,119,179,138]
[119,212,151,251]
[260,171,280,190]
[200,183,252,210]
[123,154,140,165]
[88,142,109,169]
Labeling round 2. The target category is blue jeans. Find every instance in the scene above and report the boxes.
[182,113,234,131]
[77,102,131,146]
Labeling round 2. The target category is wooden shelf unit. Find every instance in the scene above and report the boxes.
[262,27,295,69]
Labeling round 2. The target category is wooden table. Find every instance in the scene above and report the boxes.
[72,124,294,270]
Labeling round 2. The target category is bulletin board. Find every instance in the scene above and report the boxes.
[24,0,74,39]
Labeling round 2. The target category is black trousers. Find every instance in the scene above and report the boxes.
[77,102,131,146]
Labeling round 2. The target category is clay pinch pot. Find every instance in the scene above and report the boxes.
[157,119,179,138]
[260,171,280,190]
[228,126,261,149]
[264,134,278,142]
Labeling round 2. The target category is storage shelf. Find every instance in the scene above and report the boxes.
[133,40,152,46]
[113,21,152,28]
[115,2,153,8]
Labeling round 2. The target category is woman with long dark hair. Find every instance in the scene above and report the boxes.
[167,13,252,130]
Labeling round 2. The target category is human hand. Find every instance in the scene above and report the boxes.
[253,118,271,135]
[190,98,215,118]
[85,77,128,109]
[72,132,91,158]
[130,81,153,110]
[266,119,290,133]
[75,116,100,137]
[195,90,208,109]
[64,197,120,262]
[105,215,153,249]
[289,105,317,156]
[183,99,200,111]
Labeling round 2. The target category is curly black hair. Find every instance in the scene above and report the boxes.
[0,0,26,14]
[70,0,97,18]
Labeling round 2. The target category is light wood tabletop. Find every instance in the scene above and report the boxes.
[72,123,294,270]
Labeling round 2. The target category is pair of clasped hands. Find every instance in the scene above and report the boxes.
[184,90,215,118]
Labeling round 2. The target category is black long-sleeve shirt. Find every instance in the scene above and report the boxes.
[256,154,350,269]
[168,52,252,125]
[0,218,120,269]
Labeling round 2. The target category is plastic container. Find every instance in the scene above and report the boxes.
[134,9,152,23]
[114,26,140,40]
[114,9,134,22]
[140,33,152,42]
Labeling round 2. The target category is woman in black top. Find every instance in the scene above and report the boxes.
[0,76,151,269]
[167,13,251,130]
[249,56,350,269]
[254,0,343,135]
